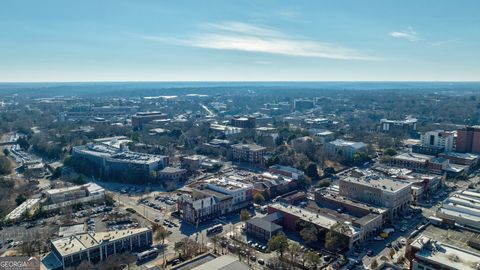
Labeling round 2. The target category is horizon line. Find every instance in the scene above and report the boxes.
[1,80,480,84]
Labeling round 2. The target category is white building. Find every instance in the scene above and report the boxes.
[325,139,367,161]
[421,130,455,152]
[436,190,480,230]
[5,198,41,221]
[42,183,105,212]
[339,176,412,219]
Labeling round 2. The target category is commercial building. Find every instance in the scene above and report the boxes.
[420,130,455,152]
[42,183,105,212]
[439,152,479,166]
[5,198,41,221]
[252,172,297,198]
[72,137,169,181]
[182,155,222,172]
[189,254,251,270]
[61,105,139,122]
[436,190,480,230]
[177,177,253,224]
[268,202,361,249]
[314,191,386,240]
[268,165,305,180]
[290,136,314,154]
[293,99,315,112]
[456,126,480,154]
[231,143,267,165]
[210,124,243,138]
[390,152,449,174]
[339,175,412,219]
[230,116,256,128]
[157,167,187,181]
[325,139,367,161]
[131,111,168,129]
[201,139,232,156]
[246,212,283,241]
[407,235,480,270]
[380,117,417,133]
[45,228,152,270]
[313,130,335,144]
[255,127,279,149]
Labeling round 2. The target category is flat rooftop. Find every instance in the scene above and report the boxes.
[231,143,266,151]
[393,152,434,163]
[316,191,388,215]
[411,235,480,270]
[341,176,411,193]
[51,228,150,257]
[270,202,358,236]
[328,139,366,149]
[421,224,480,254]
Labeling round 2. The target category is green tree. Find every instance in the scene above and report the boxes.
[384,148,397,156]
[298,176,312,190]
[371,259,378,269]
[288,242,303,265]
[300,225,319,244]
[306,162,319,180]
[253,193,265,204]
[325,222,351,251]
[210,234,220,254]
[0,156,12,175]
[17,137,30,150]
[317,179,331,188]
[353,151,369,165]
[51,167,62,179]
[305,251,320,268]
[267,234,289,258]
[154,225,169,267]
[240,209,251,222]
[15,194,27,206]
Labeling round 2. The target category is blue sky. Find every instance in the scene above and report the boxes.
[1,0,479,82]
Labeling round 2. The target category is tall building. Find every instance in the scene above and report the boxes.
[131,111,168,129]
[231,143,267,165]
[339,176,412,219]
[72,137,169,181]
[420,130,455,152]
[230,116,256,128]
[380,117,417,133]
[456,126,480,154]
[293,99,315,112]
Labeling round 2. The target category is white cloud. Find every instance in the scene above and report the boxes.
[142,21,379,61]
[389,27,420,42]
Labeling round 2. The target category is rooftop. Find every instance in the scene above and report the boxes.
[231,143,266,152]
[411,235,480,270]
[328,139,366,149]
[393,152,434,163]
[51,228,150,257]
[191,255,250,270]
[5,198,40,220]
[269,202,358,236]
[340,176,411,193]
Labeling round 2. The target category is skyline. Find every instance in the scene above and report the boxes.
[1,0,480,82]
